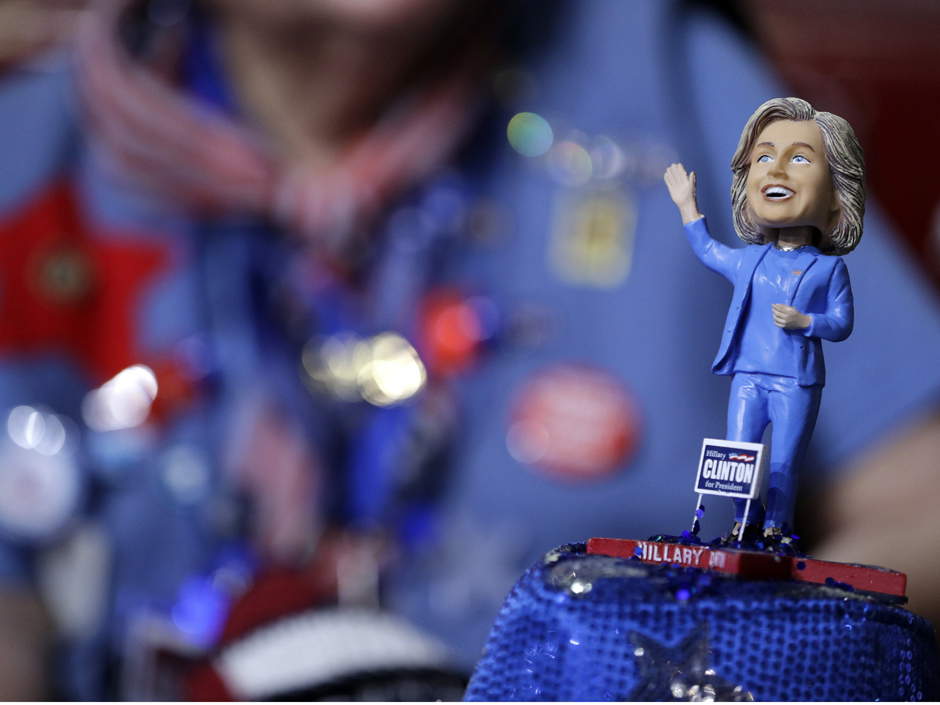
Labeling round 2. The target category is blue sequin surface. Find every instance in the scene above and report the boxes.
[465,544,939,701]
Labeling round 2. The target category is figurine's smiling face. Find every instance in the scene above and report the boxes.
[745,119,840,236]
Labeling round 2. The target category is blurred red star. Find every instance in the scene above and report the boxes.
[0,180,169,385]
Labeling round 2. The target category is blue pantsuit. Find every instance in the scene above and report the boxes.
[685,217,854,531]
[727,373,821,527]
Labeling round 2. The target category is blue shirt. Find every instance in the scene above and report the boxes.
[1,1,940,694]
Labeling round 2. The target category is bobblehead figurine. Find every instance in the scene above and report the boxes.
[665,97,865,543]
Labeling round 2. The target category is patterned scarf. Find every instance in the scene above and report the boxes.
[73,0,490,255]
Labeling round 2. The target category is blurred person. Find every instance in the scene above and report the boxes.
[0,0,87,67]
[1,0,940,699]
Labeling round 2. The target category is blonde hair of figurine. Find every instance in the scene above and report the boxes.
[730,97,865,255]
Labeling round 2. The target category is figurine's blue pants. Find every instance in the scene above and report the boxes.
[726,373,822,530]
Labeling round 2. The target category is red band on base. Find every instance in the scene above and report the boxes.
[586,537,907,598]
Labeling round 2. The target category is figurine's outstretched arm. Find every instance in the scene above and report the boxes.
[664,163,703,224]
[666,163,739,283]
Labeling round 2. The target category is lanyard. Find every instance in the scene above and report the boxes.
[183,19,471,544]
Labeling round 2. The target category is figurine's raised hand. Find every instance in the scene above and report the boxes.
[664,163,703,224]
[772,303,811,330]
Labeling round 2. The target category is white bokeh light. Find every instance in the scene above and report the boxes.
[82,364,159,432]
[8,406,73,456]
[304,332,426,407]
[358,333,426,407]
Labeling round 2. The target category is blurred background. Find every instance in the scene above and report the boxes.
[1,0,940,701]
[747,0,940,284]
[6,0,940,280]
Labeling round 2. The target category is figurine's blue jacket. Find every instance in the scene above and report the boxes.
[685,217,852,387]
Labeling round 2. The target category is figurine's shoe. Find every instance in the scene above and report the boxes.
[722,522,760,544]
[719,522,742,544]
[763,526,793,544]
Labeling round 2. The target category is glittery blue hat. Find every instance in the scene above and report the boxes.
[465,544,939,701]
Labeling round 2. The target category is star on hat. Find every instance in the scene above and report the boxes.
[628,627,753,701]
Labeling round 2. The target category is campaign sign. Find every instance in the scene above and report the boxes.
[694,438,766,500]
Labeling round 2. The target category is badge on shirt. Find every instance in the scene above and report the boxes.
[507,363,642,482]
[548,188,637,288]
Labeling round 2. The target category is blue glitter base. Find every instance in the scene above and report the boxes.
[650,531,808,558]
[465,544,939,702]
